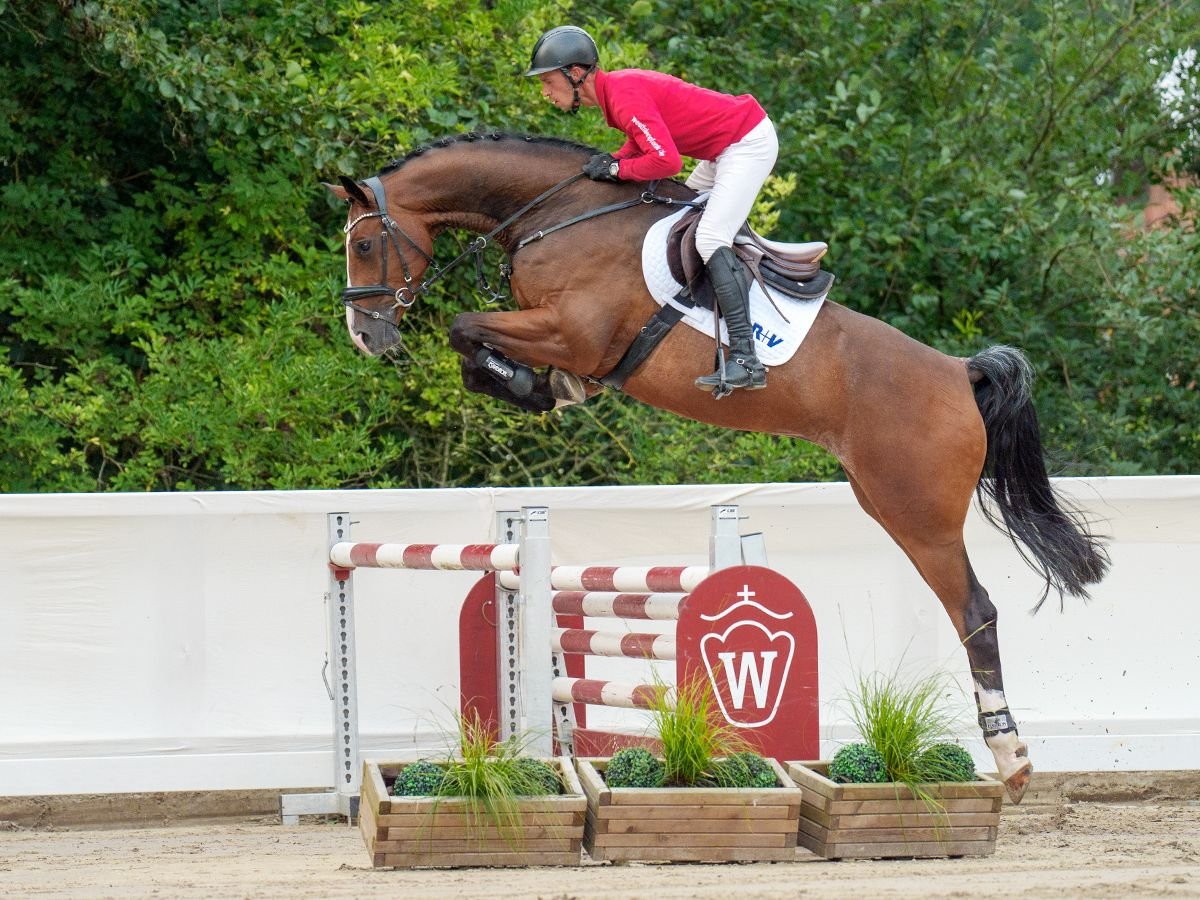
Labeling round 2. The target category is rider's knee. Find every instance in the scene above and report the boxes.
[694,226,730,263]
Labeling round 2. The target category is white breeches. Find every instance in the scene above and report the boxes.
[684,117,778,262]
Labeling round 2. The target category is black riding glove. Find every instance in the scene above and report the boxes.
[583,153,620,182]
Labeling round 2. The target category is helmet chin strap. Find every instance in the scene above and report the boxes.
[561,65,594,114]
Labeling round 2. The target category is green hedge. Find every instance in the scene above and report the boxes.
[2,0,1197,491]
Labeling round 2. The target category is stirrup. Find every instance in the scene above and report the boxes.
[695,354,768,395]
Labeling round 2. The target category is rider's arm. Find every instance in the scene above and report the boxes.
[609,102,683,181]
[611,137,639,160]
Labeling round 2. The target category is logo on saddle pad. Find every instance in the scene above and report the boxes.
[698,586,795,728]
[753,323,785,349]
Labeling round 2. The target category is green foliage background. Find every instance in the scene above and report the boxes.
[2,0,1197,492]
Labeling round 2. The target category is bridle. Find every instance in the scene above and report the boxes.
[341,165,701,327]
[340,176,437,323]
[341,173,589,326]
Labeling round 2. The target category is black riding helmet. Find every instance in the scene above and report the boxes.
[525,26,599,114]
[524,26,599,76]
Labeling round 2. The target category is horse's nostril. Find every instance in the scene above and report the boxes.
[358,331,372,349]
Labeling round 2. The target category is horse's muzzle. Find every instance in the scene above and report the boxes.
[344,301,402,356]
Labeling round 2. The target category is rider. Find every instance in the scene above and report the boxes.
[525,25,778,394]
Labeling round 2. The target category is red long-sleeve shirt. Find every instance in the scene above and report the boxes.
[594,69,767,183]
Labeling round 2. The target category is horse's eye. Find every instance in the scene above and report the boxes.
[355,239,371,254]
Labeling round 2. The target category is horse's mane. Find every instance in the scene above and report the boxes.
[376,132,597,177]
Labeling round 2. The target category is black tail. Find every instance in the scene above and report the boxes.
[968,346,1110,611]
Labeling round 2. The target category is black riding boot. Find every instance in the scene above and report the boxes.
[694,246,767,392]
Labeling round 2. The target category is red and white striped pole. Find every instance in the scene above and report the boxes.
[498,565,708,593]
[551,591,686,620]
[552,626,676,660]
[551,676,673,711]
[330,542,518,571]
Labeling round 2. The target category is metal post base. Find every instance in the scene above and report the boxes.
[279,790,359,826]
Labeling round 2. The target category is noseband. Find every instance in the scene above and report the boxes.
[341,176,436,325]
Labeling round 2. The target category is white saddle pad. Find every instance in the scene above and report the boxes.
[640,207,827,367]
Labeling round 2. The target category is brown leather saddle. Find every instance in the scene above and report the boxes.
[665,207,835,310]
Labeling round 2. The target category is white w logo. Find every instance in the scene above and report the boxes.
[717,651,778,710]
[700,620,795,729]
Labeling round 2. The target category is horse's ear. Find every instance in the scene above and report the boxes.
[325,176,371,207]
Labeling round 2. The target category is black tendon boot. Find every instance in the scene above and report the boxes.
[694,246,767,392]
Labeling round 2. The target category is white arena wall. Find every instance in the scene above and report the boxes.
[0,476,1196,797]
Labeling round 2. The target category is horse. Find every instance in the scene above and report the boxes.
[324,131,1109,803]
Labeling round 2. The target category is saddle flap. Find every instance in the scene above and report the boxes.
[759,266,836,300]
[666,208,714,310]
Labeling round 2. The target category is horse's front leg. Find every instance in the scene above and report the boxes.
[459,356,557,413]
[450,309,595,412]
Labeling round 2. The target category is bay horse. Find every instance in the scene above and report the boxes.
[324,132,1109,802]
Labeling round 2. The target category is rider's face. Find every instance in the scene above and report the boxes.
[538,70,578,110]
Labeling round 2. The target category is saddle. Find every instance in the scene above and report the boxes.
[666,207,835,309]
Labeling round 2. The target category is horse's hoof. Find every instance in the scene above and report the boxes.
[548,368,587,404]
[1004,761,1033,804]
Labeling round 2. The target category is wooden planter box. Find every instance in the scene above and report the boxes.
[786,760,1004,860]
[359,758,587,868]
[576,757,802,863]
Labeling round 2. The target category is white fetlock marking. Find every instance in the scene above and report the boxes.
[974,684,1007,714]
[975,681,1029,781]
[986,730,1030,782]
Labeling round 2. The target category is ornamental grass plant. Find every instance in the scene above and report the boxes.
[846,668,960,783]
[393,712,562,848]
[644,673,772,788]
[841,667,976,807]
[436,711,560,798]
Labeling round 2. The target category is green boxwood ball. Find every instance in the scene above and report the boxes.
[604,747,665,788]
[829,742,889,784]
[718,751,777,788]
[392,760,446,796]
[920,742,976,782]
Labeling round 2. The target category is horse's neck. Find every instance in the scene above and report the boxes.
[401,152,581,246]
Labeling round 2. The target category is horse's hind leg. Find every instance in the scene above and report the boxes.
[956,562,1033,802]
[846,474,1033,802]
